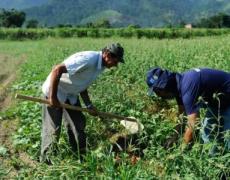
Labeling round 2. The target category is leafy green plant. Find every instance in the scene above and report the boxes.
[0,35,229,178]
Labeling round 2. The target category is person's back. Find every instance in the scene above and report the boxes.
[146,67,230,153]
[179,68,230,114]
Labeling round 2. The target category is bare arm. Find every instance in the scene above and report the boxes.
[80,89,92,107]
[183,113,198,144]
[80,89,98,116]
[49,64,67,106]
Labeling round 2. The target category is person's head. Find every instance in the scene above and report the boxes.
[146,67,177,99]
[102,43,124,68]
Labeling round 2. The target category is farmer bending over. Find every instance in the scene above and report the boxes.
[146,67,230,155]
[41,43,124,162]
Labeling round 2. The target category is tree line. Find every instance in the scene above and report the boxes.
[195,13,230,28]
[0,8,38,28]
[0,8,230,29]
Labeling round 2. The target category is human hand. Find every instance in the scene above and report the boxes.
[48,97,60,107]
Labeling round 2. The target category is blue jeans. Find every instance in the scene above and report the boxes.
[201,106,230,151]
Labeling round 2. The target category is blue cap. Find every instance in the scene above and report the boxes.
[146,67,173,96]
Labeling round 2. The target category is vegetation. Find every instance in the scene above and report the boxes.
[196,13,230,28]
[0,35,229,179]
[0,9,26,28]
[0,27,230,40]
[26,19,39,28]
[1,1,230,28]
[86,19,111,28]
[20,0,230,27]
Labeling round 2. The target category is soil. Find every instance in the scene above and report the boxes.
[0,54,37,179]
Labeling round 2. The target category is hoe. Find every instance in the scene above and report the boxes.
[15,94,144,134]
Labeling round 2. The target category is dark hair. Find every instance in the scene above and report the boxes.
[164,73,177,93]
[102,47,107,54]
[102,48,118,58]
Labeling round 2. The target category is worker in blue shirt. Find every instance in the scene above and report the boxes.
[146,67,230,154]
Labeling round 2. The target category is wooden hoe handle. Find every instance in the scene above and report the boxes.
[15,94,137,122]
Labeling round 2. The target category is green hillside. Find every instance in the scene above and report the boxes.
[80,10,134,27]
[1,0,230,27]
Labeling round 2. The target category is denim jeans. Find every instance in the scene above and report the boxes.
[201,106,230,151]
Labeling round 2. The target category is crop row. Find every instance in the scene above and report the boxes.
[1,36,229,178]
[0,27,230,40]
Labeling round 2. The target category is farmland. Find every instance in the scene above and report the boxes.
[0,35,230,179]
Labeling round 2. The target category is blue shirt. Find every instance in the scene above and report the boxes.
[177,68,230,115]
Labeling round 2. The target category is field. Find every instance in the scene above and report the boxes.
[0,35,230,179]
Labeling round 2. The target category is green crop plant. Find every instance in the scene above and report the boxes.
[0,35,229,179]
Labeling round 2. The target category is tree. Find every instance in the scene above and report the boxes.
[128,24,141,29]
[26,19,39,28]
[85,19,111,28]
[94,19,111,28]
[196,13,230,28]
[57,24,72,28]
[0,9,26,28]
[222,14,230,28]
